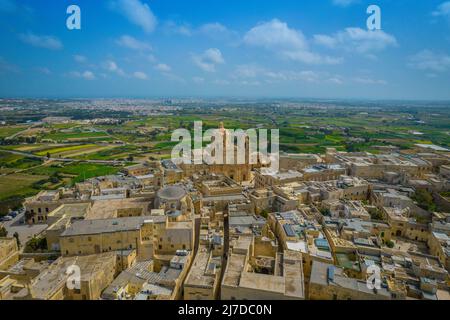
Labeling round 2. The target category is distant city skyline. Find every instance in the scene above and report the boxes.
[1,0,450,100]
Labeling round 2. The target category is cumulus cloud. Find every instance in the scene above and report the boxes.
[73,55,87,63]
[133,71,148,80]
[116,35,152,51]
[35,67,52,75]
[163,21,237,42]
[110,0,157,33]
[103,60,126,76]
[314,27,397,54]
[19,32,63,50]
[408,50,450,73]
[154,63,171,72]
[231,64,343,85]
[193,48,225,72]
[69,70,96,80]
[244,19,308,51]
[163,21,192,36]
[198,22,238,41]
[353,77,387,85]
[243,19,341,65]
[432,2,450,18]
[332,0,359,7]
[192,76,205,84]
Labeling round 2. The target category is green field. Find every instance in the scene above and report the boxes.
[0,151,42,169]
[28,163,120,184]
[0,173,48,202]
[35,144,97,156]
[0,125,28,138]
[41,131,110,142]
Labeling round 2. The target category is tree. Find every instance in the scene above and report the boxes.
[412,189,436,212]
[13,232,20,248]
[386,240,395,249]
[46,152,51,159]
[24,237,47,253]
[0,226,7,237]
[259,210,269,219]
[320,208,331,217]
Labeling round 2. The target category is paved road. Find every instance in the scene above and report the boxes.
[0,148,128,165]
[2,212,48,249]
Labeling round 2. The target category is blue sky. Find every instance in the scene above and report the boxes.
[0,0,450,100]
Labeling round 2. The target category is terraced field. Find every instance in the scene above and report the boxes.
[0,173,48,201]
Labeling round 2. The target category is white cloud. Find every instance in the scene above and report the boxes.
[354,77,387,85]
[244,19,308,51]
[133,71,148,80]
[332,0,358,7]
[198,23,238,41]
[328,77,344,85]
[110,0,157,33]
[35,67,51,75]
[154,63,171,72]
[147,54,157,63]
[193,48,225,72]
[103,60,126,76]
[231,64,343,85]
[19,32,63,50]
[213,79,231,86]
[199,22,228,35]
[82,71,96,80]
[163,21,192,36]
[163,21,237,42]
[243,19,341,65]
[69,70,96,80]
[314,28,397,54]
[192,76,204,84]
[74,55,87,63]
[408,50,450,73]
[116,35,152,51]
[432,2,450,18]
[313,34,338,48]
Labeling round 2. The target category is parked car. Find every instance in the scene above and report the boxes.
[9,211,18,218]
[2,216,13,221]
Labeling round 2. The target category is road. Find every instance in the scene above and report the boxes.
[2,212,48,249]
[0,148,128,165]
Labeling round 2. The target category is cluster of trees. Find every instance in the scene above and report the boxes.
[0,227,20,247]
[24,237,47,253]
[412,189,437,212]
[0,136,38,145]
[31,172,63,189]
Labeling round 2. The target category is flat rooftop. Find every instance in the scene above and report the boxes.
[60,216,157,237]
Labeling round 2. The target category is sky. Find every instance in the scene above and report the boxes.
[0,0,450,100]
